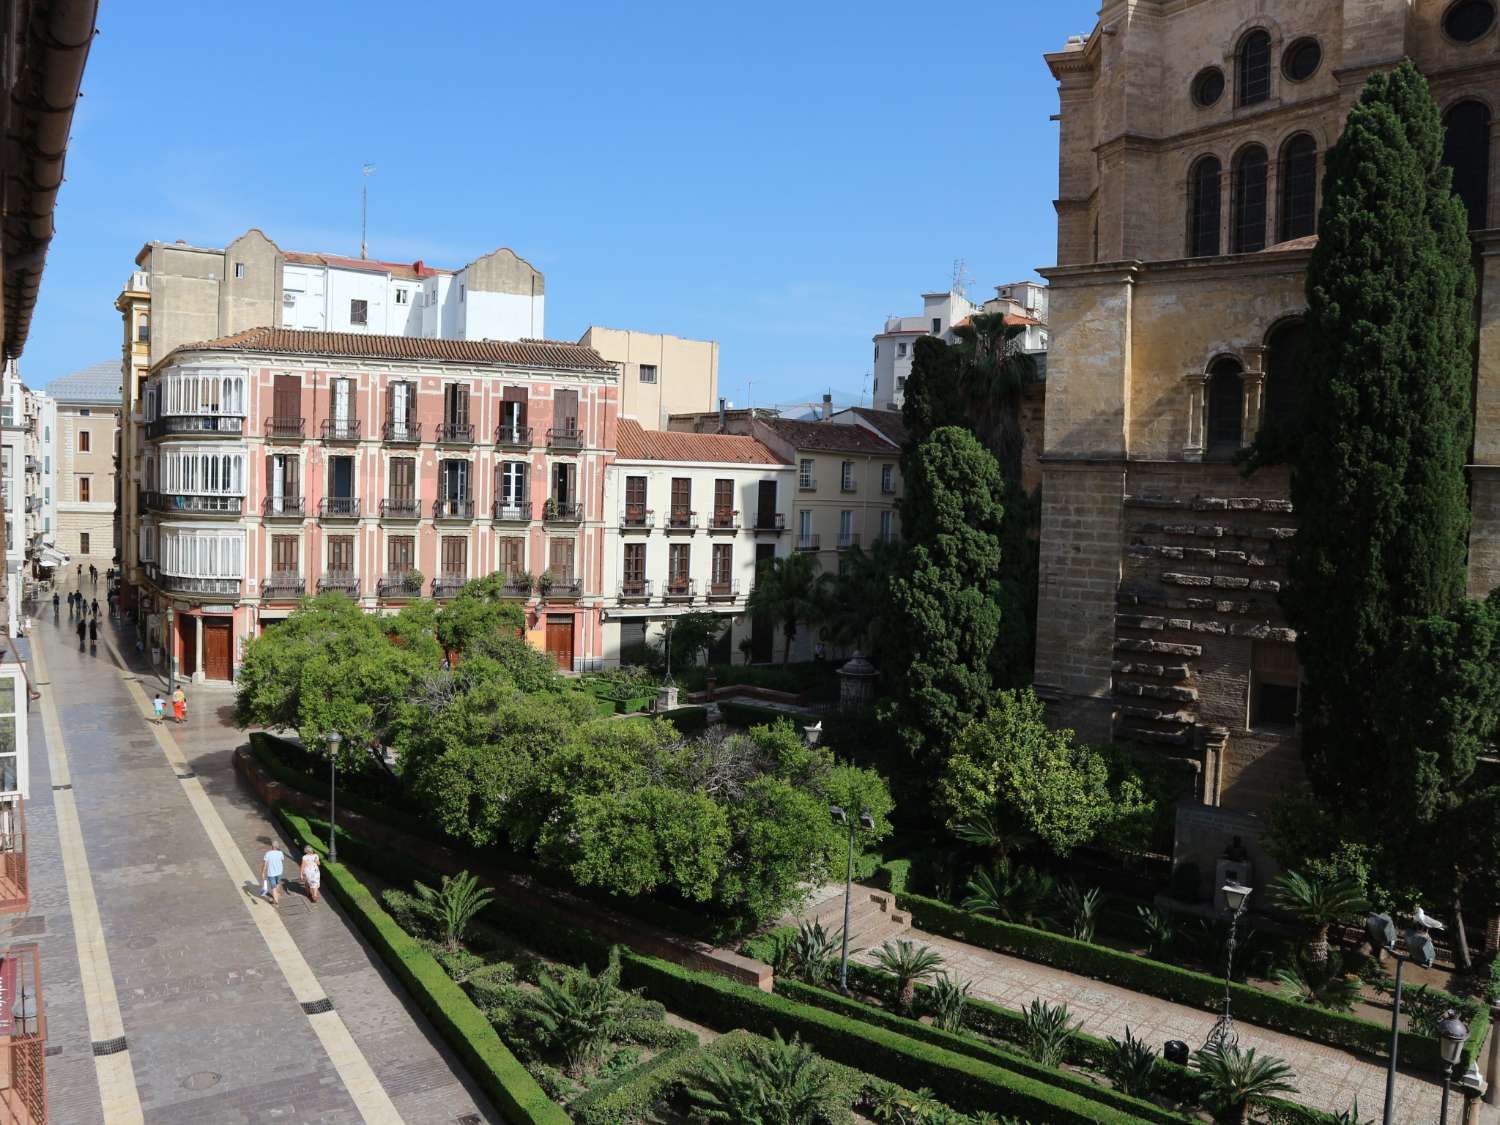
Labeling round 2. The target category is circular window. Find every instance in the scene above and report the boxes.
[1445,0,1496,41]
[1192,67,1226,107]
[1282,38,1322,81]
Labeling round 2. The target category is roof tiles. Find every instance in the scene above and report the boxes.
[756,416,900,456]
[617,418,786,465]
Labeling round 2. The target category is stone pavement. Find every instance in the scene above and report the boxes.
[13,588,500,1124]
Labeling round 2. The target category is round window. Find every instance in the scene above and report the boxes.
[1192,67,1225,107]
[1282,38,1322,81]
[1445,0,1496,42]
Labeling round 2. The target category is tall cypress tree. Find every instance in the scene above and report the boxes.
[1289,61,1477,819]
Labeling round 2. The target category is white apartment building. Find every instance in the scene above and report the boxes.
[983,280,1050,354]
[46,360,119,564]
[601,419,792,666]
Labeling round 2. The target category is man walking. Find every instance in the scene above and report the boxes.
[260,843,287,905]
[75,617,85,650]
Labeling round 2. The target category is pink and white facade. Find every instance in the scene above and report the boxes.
[137,327,619,680]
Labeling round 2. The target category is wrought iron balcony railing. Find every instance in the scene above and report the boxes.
[382,420,422,444]
[261,496,305,518]
[321,418,361,442]
[265,416,305,441]
[319,496,360,519]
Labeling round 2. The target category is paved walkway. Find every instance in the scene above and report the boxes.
[801,890,1466,1121]
[15,589,500,1123]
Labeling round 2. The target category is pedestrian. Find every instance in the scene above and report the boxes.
[172,685,186,724]
[151,692,165,724]
[51,592,58,618]
[76,564,81,581]
[260,843,286,906]
[299,846,321,904]
[75,618,85,650]
[90,599,98,618]
[87,618,97,651]
[22,615,31,636]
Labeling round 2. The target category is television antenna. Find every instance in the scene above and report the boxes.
[360,163,377,259]
[951,257,973,297]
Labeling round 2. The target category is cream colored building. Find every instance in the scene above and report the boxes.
[47,361,120,564]
[579,327,718,429]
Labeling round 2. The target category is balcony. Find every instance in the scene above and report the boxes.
[158,573,241,596]
[0,942,46,1125]
[261,573,306,600]
[620,507,654,530]
[437,421,474,445]
[146,492,245,516]
[663,577,696,602]
[706,578,739,601]
[382,420,423,444]
[796,534,821,552]
[547,426,583,451]
[321,418,360,443]
[377,573,424,599]
[0,797,28,915]
[841,479,858,494]
[618,578,652,602]
[708,509,739,533]
[495,423,533,448]
[319,496,360,520]
[433,498,475,521]
[798,477,817,492]
[265,417,305,441]
[261,497,305,519]
[317,572,359,597]
[493,501,532,522]
[543,500,581,524]
[380,498,421,520]
[432,574,467,599]
[500,574,533,598]
[754,511,786,534]
[146,415,245,439]
[837,533,861,552]
[881,479,897,495]
[539,575,581,600]
[665,510,697,532]
[23,456,38,473]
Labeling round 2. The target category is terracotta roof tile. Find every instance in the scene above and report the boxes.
[756,416,901,456]
[282,250,452,278]
[844,406,910,447]
[161,326,616,373]
[617,418,786,465]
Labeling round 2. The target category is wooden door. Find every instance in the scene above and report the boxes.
[548,538,575,584]
[390,457,415,502]
[441,536,467,579]
[625,475,646,520]
[714,478,734,521]
[757,480,777,528]
[204,619,232,681]
[273,373,300,420]
[271,535,298,579]
[545,615,575,671]
[180,618,198,677]
[555,389,579,434]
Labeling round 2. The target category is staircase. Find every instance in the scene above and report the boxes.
[800,882,911,952]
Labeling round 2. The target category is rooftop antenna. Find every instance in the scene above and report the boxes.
[860,371,870,407]
[360,163,377,259]
[951,257,973,298]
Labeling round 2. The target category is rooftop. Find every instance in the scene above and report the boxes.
[839,406,910,447]
[282,250,452,279]
[44,360,120,405]
[756,415,900,456]
[616,418,786,465]
[158,327,616,374]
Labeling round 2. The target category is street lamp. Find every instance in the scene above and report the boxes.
[324,730,342,863]
[1437,1012,1471,1125]
[1203,880,1253,1051]
[830,804,876,995]
[1368,911,1440,1125]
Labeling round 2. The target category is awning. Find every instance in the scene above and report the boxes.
[37,546,68,569]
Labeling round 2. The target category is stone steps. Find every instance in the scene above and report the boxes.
[804,883,911,950]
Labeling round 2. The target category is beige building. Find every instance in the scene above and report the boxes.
[47,362,119,564]
[1035,1,1500,860]
[580,327,718,429]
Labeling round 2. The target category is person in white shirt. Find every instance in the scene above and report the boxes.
[260,845,286,905]
[299,846,322,904]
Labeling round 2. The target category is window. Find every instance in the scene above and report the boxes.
[328,535,354,574]
[441,536,467,579]
[1188,156,1222,257]
[839,510,853,544]
[388,457,415,504]
[1250,642,1300,729]
[623,542,646,593]
[799,459,814,488]
[895,376,906,393]
[137,314,149,343]
[880,509,894,542]
[395,288,409,305]
[714,478,734,520]
[1445,0,1496,42]
[500,537,525,575]
[1444,100,1492,229]
[1278,134,1318,242]
[1191,66,1225,107]
[499,461,527,507]
[896,342,907,358]
[931,317,941,334]
[42,426,48,442]
[1237,30,1272,106]
[43,457,48,474]
[234,262,245,279]
[267,452,301,513]
[840,461,856,491]
[350,299,368,326]
[1206,358,1244,453]
[1264,320,1306,430]
[798,509,813,542]
[881,464,895,493]
[78,429,90,453]
[271,535,299,576]
[388,535,415,574]
[639,364,658,384]
[79,477,91,502]
[670,477,691,521]
[668,543,691,591]
[625,475,647,521]
[79,408,91,417]
[439,459,471,502]
[1282,37,1322,82]
[1231,145,1269,253]
[549,538,576,585]
[80,532,89,555]
[711,543,732,591]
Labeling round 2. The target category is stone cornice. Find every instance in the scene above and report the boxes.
[1038,261,1141,288]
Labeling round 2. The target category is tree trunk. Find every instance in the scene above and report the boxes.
[783,620,795,664]
[1234,1099,1250,1125]
[898,980,914,1014]
[1308,924,1330,966]
[1454,888,1472,970]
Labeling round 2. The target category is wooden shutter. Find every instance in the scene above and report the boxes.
[548,538,575,582]
[712,543,731,584]
[671,478,690,516]
[441,536,467,577]
[624,543,644,584]
[391,458,414,501]
[504,385,528,428]
[388,536,414,572]
[273,373,300,418]
[500,537,524,574]
[555,389,578,432]
[446,384,469,426]
[669,543,689,581]
[626,476,646,516]
[714,479,733,517]
[329,535,353,573]
[272,535,299,574]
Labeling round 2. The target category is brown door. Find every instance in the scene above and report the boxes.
[441,536,467,579]
[180,617,198,677]
[499,536,524,575]
[390,457,415,503]
[671,477,691,521]
[555,389,579,435]
[714,478,734,522]
[545,615,574,671]
[271,535,299,581]
[625,475,646,520]
[757,480,777,526]
[548,538,575,584]
[273,373,300,420]
[204,619,233,681]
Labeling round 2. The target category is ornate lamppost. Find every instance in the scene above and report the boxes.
[1202,880,1252,1051]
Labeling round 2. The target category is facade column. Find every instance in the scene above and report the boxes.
[1240,345,1268,443]
[1183,371,1209,460]
[194,613,204,685]
[1199,725,1230,807]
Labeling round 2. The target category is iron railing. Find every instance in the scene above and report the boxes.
[796,535,821,552]
[755,511,786,532]
[158,574,241,595]
[321,418,361,442]
[319,497,360,518]
[433,498,475,520]
[707,578,739,600]
[382,420,422,444]
[663,577,696,600]
[432,575,467,599]
[437,421,474,444]
[377,573,423,598]
[379,498,421,519]
[666,509,697,531]
[146,415,244,439]
[621,507,654,529]
[618,578,652,600]
[261,497,305,518]
[543,501,581,523]
[709,509,739,531]
[493,501,531,522]
[145,492,244,515]
[318,572,359,596]
[547,426,583,450]
[261,573,305,599]
[265,417,305,440]
[495,423,533,447]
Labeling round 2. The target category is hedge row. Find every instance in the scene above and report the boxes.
[275,807,570,1125]
[566,1040,700,1125]
[657,705,709,734]
[716,699,813,728]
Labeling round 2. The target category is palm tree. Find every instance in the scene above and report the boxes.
[522,949,627,1077]
[412,869,494,953]
[747,552,831,664]
[870,939,945,1015]
[1194,1043,1298,1125]
[1271,871,1368,965]
[1274,958,1361,1011]
[950,311,1038,484]
[962,858,1055,930]
[682,1032,838,1123]
[952,812,1033,863]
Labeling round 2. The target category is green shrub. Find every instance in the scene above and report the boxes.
[717,700,804,727]
[659,705,709,734]
[569,1039,701,1125]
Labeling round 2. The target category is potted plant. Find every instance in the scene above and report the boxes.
[542,496,559,520]
[403,568,424,594]
[535,569,554,597]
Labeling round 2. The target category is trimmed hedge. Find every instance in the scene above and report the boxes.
[657,705,709,734]
[275,807,570,1125]
[567,1040,700,1125]
[716,699,811,727]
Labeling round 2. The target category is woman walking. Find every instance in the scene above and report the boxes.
[172,685,187,724]
[299,846,322,904]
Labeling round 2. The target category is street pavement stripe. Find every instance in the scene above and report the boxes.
[100,635,405,1125]
[31,639,146,1125]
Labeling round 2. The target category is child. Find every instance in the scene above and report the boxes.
[151,693,165,725]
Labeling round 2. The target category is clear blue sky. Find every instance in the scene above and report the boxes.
[26,0,1098,407]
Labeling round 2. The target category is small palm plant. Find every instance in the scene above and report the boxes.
[412,869,494,953]
[1271,871,1368,965]
[1101,1027,1159,1099]
[929,972,972,1032]
[962,858,1055,929]
[871,939,944,1015]
[1274,957,1361,1011]
[523,948,627,1077]
[790,919,843,987]
[1060,881,1104,943]
[1021,998,1080,1068]
[952,813,1034,862]
[1137,905,1177,959]
[683,1031,838,1123]
[1194,1043,1298,1125]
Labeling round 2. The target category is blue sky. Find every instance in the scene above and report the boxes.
[27,0,1098,407]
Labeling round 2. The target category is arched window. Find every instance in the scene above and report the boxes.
[1278,134,1318,242]
[1206,358,1244,453]
[1265,320,1305,429]
[1232,145,1269,253]
[1238,30,1272,106]
[1188,156,1223,257]
[1443,100,1491,229]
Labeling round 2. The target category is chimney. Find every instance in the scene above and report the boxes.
[718,396,727,433]
[821,392,832,421]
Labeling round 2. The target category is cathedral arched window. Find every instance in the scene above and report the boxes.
[1278,134,1318,242]
[1443,100,1491,229]
[1188,156,1223,257]
[1238,30,1272,106]
[1207,358,1244,453]
[1232,145,1269,253]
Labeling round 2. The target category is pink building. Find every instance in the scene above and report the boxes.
[138,327,619,680]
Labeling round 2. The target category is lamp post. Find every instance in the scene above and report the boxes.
[324,730,342,862]
[1368,911,1440,1125]
[1203,880,1253,1051]
[1437,1012,1471,1125]
[830,804,876,995]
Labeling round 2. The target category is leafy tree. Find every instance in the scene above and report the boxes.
[524,949,628,1077]
[1194,1044,1298,1125]
[411,870,494,953]
[881,428,1006,759]
[819,540,898,657]
[682,1032,839,1124]
[870,939,944,1015]
[1270,872,1367,965]
[663,610,728,670]
[433,578,525,654]
[947,312,1038,484]
[747,552,831,663]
